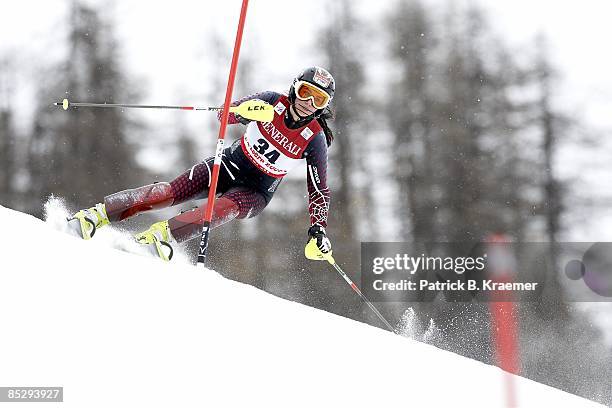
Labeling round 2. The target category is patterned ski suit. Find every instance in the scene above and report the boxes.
[103,91,331,242]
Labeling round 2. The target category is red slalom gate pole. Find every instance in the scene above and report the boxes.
[197,0,250,266]
[486,234,520,408]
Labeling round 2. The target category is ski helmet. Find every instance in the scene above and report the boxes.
[289,66,335,119]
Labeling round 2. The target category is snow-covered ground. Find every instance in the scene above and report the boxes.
[0,204,603,407]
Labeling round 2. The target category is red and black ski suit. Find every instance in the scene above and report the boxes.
[102,91,331,242]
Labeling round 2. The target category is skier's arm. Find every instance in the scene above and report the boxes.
[217,91,280,125]
[303,132,331,229]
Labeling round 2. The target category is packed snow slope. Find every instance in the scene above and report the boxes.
[0,205,602,408]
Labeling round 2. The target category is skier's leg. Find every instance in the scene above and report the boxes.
[104,182,174,222]
[167,187,269,242]
[104,159,215,222]
[167,197,239,242]
[132,161,249,259]
[69,160,216,240]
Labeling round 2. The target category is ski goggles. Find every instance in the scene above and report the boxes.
[294,81,332,109]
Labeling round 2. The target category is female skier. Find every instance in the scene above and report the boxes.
[69,66,335,261]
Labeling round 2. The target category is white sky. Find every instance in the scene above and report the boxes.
[2,1,611,124]
[1,0,611,239]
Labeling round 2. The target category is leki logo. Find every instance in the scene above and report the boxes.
[248,105,265,111]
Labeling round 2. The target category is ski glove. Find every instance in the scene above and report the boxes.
[305,224,332,260]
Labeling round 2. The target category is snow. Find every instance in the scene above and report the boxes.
[0,203,603,408]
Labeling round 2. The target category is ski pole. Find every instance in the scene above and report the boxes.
[325,254,396,332]
[53,98,273,122]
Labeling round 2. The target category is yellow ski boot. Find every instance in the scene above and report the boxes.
[68,203,110,240]
[134,220,175,261]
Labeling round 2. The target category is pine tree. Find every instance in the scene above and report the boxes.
[387,0,438,242]
[0,57,17,208]
[0,110,16,208]
[318,0,368,242]
[26,1,145,215]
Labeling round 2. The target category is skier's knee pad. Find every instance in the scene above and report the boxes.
[167,197,239,242]
[104,182,174,222]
